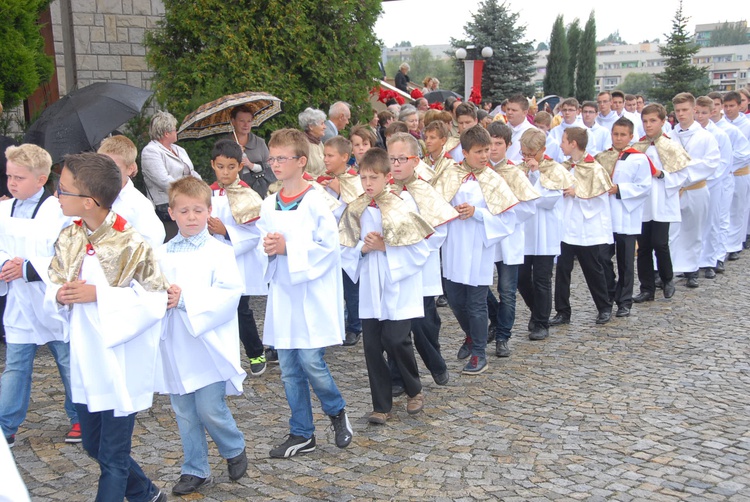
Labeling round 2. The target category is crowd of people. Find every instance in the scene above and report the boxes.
[1,83,750,500]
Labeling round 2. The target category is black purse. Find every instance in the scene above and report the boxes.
[154,203,172,222]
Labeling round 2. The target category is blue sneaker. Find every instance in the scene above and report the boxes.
[462,355,488,375]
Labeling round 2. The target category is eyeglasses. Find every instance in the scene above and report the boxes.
[267,156,300,165]
[56,183,101,207]
[388,155,417,165]
[521,148,543,159]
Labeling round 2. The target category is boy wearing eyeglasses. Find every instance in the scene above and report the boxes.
[0,144,77,448]
[207,139,267,377]
[46,152,169,502]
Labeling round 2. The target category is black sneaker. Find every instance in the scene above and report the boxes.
[172,474,212,495]
[432,370,450,386]
[269,434,316,458]
[6,435,14,448]
[342,331,361,346]
[435,295,448,307]
[249,355,267,376]
[265,348,279,364]
[227,448,248,480]
[329,409,353,449]
[149,489,167,502]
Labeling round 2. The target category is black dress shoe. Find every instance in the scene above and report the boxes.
[686,273,699,288]
[549,313,570,326]
[528,319,535,331]
[632,292,655,303]
[654,277,664,289]
[663,280,675,298]
[392,385,405,397]
[715,260,725,273]
[173,474,212,495]
[495,340,510,357]
[703,267,716,279]
[435,295,448,307]
[615,306,630,317]
[595,310,612,324]
[728,251,740,261]
[342,331,361,346]
[227,448,248,481]
[528,326,549,340]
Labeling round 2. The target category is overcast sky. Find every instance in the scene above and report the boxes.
[375,0,723,49]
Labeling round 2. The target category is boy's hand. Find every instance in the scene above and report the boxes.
[608,184,619,195]
[455,202,475,220]
[364,232,385,252]
[525,158,539,171]
[208,216,227,237]
[263,232,286,256]
[327,178,341,195]
[0,257,24,282]
[563,186,576,197]
[56,280,96,305]
[167,284,181,309]
[652,169,663,178]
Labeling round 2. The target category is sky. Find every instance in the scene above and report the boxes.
[375,0,721,49]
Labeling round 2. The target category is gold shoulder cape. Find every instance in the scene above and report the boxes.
[215,180,263,224]
[632,135,690,173]
[391,174,459,228]
[415,159,435,182]
[339,190,434,248]
[595,149,619,177]
[563,157,613,199]
[429,152,458,183]
[493,161,541,202]
[48,211,169,292]
[335,171,365,204]
[445,136,461,152]
[308,180,342,212]
[433,163,519,215]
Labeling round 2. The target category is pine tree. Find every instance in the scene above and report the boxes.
[651,0,709,107]
[544,15,570,97]
[450,0,536,102]
[566,19,582,96]
[575,12,597,102]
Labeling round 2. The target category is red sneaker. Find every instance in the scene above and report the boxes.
[65,423,82,443]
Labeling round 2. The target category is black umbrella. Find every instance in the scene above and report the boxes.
[424,89,463,105]
[23,82,153,164]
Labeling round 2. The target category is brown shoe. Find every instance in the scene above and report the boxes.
[406,392,424,415]
[367,411,391,424]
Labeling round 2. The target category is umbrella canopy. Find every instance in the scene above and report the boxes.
[424,89,463,105]
[177,91,282,140]
[23,82,153,164]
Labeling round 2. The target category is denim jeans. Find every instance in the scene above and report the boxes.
[444,279,489,357]
[493,262,519,342]
[342,272,361,334]
[0,341,77,437]
[277,348,346,438]
[170,381,245,478]
[238,295,264,359]
[76,404,159,502]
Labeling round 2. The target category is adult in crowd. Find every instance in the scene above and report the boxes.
[141,110,202,240]
[322,102,352,143]
[0,100,16,344]
[228,105,275,198]
[395,63,410,93]
[298,107,327,177]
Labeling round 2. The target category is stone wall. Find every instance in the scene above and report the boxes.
[49,0,165,96]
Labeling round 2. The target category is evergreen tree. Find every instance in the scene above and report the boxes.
[566,19,582,96]
[575,12,597,102]
[651,0,709,107]
[544,15,570,96]
[450,0,536,102]
[145,0,382,133]
[0,0,54,109]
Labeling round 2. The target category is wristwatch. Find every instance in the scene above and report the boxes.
[657,171,665,179]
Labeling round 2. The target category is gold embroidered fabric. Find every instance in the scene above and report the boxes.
[415,160,435,182]
[339,190,434,248]
[335,172,365,204]
[309,181,342,212]
[48,211,169,292]
[633,136,690,173]
[218,179,263,224]
[429,153,457,183]
[391,174,459,228]
[594,149,619,177]
[492,161,541,202]
[445,136,461,153]
[562,159,613,199]
[529,159,574,191]
[432,162,519,215]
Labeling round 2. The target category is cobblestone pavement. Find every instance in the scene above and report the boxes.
[4,258,750,501]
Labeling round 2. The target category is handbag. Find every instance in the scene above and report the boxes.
[154,203,172,223]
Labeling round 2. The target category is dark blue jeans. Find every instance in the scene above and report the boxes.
[492,262,519,342]
[342,272,361,334]
[444,280,489,357]
[76,404,159,502]
[390,296,447,386]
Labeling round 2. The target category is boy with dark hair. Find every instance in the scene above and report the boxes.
[596,91,618,131]
[156,176,248,495]
[450,103,479,163]
[550,127,614,325]
[260,129,352,457]
[433,125,518,373]
[208,139,267,375]
[46,152,169,502]
[581,101,612,154]
[340,147,432,423]
[505,94,535,163]
[722,91,750,257]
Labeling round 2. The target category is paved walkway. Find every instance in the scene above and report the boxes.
[4,259,750,501]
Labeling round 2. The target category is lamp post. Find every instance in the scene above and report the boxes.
[455,46,493,104]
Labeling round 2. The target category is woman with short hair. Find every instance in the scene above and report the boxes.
[298,107,327,177]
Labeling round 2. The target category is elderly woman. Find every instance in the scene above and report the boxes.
[141,110,201,239]
[298,107,327,177]
[395,63,410,93]
[227,105,276,198]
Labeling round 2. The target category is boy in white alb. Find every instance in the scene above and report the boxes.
[258,129,352,458]
[721,91,750,259]
[581,101,613,153]
[45,153,168,502]
[505,94,537,164]
[0,144,78,447]
[208,140,267,375]
[98,136,165,249]
[156,177,247,495]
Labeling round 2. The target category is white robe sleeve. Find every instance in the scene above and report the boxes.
[579,195,606,220]
[385,239,430,284]
[96,281,167,348]
[472,206,517,247]
[425,223,448,253]
[616,157,652,213]
[536,187,563,210]
[220,219,261,258]
[340,241,365,283]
